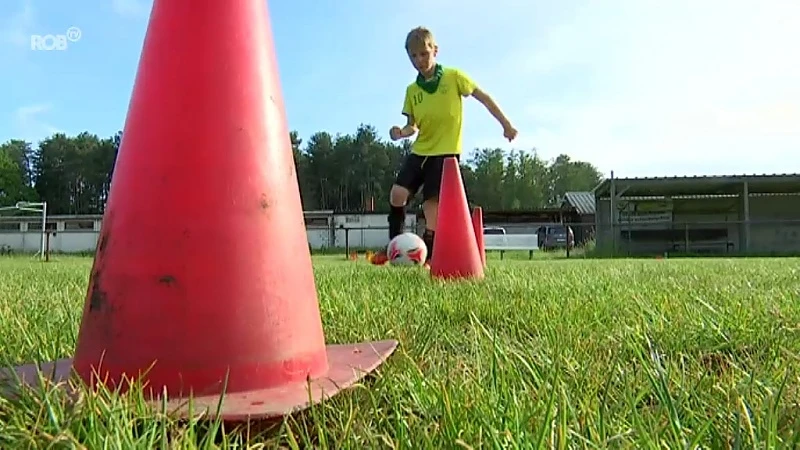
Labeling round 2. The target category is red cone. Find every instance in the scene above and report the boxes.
[430,158,485,280]
[472,207,486,267]
[0,0,397,421]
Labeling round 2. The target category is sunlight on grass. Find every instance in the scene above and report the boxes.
[1,254,799,448]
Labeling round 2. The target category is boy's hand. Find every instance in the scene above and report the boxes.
[503,123,518,142]
[389,126,403,141]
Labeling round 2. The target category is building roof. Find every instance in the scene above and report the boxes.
[593,173,800,198]
[562,191,596,215]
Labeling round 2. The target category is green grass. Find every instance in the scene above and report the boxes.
[1,253,800,448]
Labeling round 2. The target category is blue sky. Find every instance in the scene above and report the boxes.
[1,0,798,178]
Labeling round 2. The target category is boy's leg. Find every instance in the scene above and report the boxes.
[388,154,424,239]
[420,154,460,263]
[420,199,438,263]
[371,154,423,264]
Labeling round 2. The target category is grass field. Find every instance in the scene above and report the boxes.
[1,254,799,448]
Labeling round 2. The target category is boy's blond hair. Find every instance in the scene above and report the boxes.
[405,27,436,52]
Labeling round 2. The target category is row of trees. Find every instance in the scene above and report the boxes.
[0,124,603,215]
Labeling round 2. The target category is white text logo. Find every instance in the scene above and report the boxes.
[31,27,82,51]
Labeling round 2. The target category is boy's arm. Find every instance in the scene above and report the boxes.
[471,88,513,130]
[455,69,516,138]
[399,89,418,138]
[400,114,417,137]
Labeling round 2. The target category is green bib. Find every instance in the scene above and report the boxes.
[415,64,444,94]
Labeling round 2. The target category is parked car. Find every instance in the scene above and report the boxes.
[483,226,506,236]
[536,224,574,251]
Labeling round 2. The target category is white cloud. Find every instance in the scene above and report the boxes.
[471,0,800,177]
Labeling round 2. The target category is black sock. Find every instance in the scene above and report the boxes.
[388,205,406,240]
[423,228,435,262]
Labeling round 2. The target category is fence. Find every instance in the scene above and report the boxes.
[331,219,800,258]
[3,213,798,258]
[594,218,800,257]
[0,212,412,256]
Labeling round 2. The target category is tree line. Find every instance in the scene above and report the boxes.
[0,124,603,215]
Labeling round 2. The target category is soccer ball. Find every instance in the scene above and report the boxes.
[387,232,428,266]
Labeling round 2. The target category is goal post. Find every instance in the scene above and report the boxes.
[0,201,48,259]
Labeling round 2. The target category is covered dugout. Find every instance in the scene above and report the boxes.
[593,174,800,256]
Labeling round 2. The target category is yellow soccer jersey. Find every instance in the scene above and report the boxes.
[402,67,477,157]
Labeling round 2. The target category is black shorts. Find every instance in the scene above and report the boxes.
[394,153,461,202]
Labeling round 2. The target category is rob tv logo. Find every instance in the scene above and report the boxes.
[31,27,82,51]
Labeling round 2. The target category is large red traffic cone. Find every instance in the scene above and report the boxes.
[0,0,397,421]
[430,158,484,280]
[472,207,486,267]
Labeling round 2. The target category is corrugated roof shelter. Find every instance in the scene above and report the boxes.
[593,173,800,198]
[592,173,800,256]
[560,191,596,246]
[561,192,596,216]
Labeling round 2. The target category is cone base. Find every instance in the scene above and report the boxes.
[0,340,398,421]
[430,269,485,281]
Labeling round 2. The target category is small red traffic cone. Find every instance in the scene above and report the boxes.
[0,0,397,421]
[429,158,484,280]
[472,207,486,267]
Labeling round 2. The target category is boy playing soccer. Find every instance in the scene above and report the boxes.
[372,26,517,265]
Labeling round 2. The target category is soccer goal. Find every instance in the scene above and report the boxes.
[0,201,48,260]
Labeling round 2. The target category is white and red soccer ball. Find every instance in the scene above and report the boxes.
[387,232,428,266]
